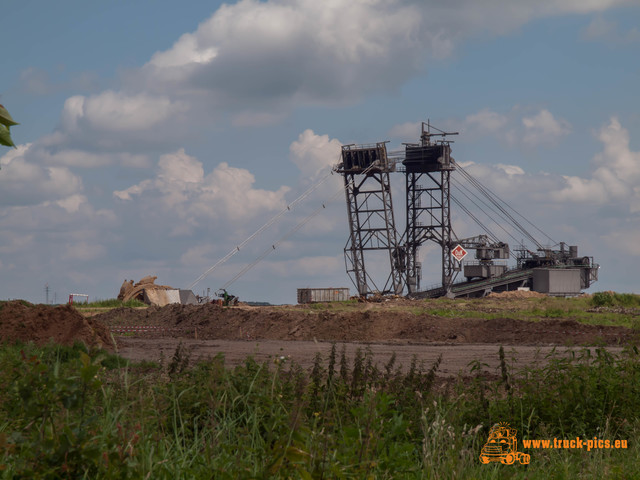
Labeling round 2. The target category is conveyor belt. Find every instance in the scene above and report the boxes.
[411,268,535,299]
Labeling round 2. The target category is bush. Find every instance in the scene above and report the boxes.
[591,292,640,308]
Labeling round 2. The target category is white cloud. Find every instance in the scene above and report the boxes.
[455,160,565,205]
[137,0,426,115]
[388,121,422,141]
[495,164,525,176]
[67,91,184,132]
[454,117,640,215]
[522,109,572,146]
[56,194,87,213]
[34,147,150,168]
[289,129,342,178]
[552,117,640,210]
[25,0,630,173]
[464,109,509,135]
[135,0,629,120]
[114,148,290,225]
[390,108,572,147]
[26,91,192,158]
[0,144,84,206]
[3,0,637,303]
[150,33,218,68]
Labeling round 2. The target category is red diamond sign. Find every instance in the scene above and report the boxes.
[451,244,468,262]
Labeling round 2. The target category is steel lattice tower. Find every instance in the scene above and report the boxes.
[338,143,405,296]
[402,123,457,295]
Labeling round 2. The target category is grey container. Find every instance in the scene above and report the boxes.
[297,288,350,304]
[532,268,582,295]
[464,264,507,280]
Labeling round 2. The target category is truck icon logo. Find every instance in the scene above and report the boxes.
[480,422,530,465]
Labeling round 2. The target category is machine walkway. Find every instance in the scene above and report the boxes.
[412,268,535,299]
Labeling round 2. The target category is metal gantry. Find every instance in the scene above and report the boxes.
[403,122,457,294]
[338,143,405,296]
[336,120,598,299]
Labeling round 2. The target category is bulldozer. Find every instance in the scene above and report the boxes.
[215,289,238,306]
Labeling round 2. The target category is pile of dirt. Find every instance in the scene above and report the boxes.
[0,301,114,349]
[92,303,635,346]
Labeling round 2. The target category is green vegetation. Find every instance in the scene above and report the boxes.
[0,104,19,149]
[1,341,639,478]
[409,295,640,328]
[591,292,640,308]
[291,295,640,328]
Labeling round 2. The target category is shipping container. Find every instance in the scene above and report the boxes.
[297,288,350,304]
[532,268,582,295]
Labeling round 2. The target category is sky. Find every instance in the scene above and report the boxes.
[1,0,640,304]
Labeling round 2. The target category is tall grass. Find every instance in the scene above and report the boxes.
[1,341,639,478]
[591,292,640,308]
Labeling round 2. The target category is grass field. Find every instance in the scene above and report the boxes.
[295,292,640,329]
[1,334,639,478]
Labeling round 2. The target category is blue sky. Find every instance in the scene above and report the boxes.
[2,0,640,304]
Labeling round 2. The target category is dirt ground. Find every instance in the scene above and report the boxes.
[88,297,636,376]
[0,301,113,349]
[92,301,635,345]
[114,338,625,377]
[2,297,635,376]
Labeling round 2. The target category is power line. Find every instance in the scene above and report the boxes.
[451,177,520,246]
[188,164,337,290]
[453,161,549,249]
[221,163,379,289]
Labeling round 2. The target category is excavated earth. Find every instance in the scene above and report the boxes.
[90,297,637,375]
[0,301,113,350]
[2,296,637,375]
[92,301,635,345]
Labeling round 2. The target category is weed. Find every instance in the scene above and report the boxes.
[167,342,190,376]
[592,291,640,308]
[1,342,640,477]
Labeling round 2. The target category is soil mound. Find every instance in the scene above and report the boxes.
[92,303,635,346]
[0,301,114,349]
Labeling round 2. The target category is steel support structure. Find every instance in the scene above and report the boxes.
[403,122,458,296]
[340,143,404,296]
[343,170,404,295]
[405,168,455,294]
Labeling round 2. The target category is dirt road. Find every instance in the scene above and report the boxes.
[87,297,636,376]
[114,338,624,377]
